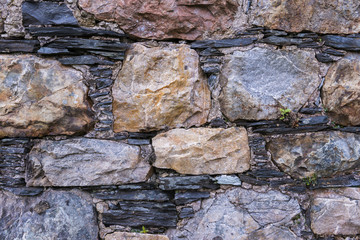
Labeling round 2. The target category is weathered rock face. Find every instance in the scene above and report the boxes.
[167,187,300,240]
[0,55,93,138]
[311,188,360,235]
[219,47,321,121]
[322,54,360,126]
[153,127,250,175]
[267,132,360,179]
[249,0,360,34]
[0,189,98,240]
[113,44,210,132]
[105,232,169,240]
[0,0,24,37]
[78,0,242,40]
[26,138,152,186]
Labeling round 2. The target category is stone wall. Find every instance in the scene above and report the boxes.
[1,1,360,239]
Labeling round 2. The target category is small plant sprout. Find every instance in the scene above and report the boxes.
[303,173,318,187]
[279,108,291,120]
[140,226,149,234]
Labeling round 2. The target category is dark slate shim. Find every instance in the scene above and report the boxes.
[260,36,303,46]
[322,35,360,51]
[209,118,226,128]
[282,184,307,193]
[96,78,113,89]
[191,38,257,49]
[22,1,78,26]
[199,48,224,56]
[200,58,222,64]
[207,74,218,89]
[299,107,323,114]
[102,201,177,227]
[88,50,125,60]
[310,175,360,189]
[249,169,286,179]
[201,65,220,75]
[28,26,125,37]
[263,29,288,37]
[38,47,71,55]
[90,66,113,78]
[127,139,151,145]
[57,55,114,65]
[238,175,268,186]
[174,191,210,205]
[315,53,335,63]
[297,40,321,48]
[339,127,360,134]
[93,190,171,202]
[299,116,329,125]
[158,176,219,190]
[323,48,346,56]
[46,38,128,52]
[179,207,194,219]
[89,90,111,98]
[295,33,319,39]
[253,126,329,135]
[0,40,39,53]
[128,132,158,139]
[2,187,43,196]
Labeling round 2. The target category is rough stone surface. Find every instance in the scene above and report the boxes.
[0,55,93,138]
[158,176,219,190]
[105,232,169,240]
[248,225,301,240]
[78,0,242,40]
[322,54,360,126]
[214,175,242,186]
[267,131,360,179]
[0,0,24,37]
[26,138,152,186]
[113,44,210,132]
[311,188,360,235]
[167,187,300,240]
[219,47,321,121]
[0,189,98,240]
[249,0,360,34]
[153,127,250,175]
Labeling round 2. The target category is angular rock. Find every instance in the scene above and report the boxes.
[0,55,93,138]
[0,40,39,53]
[311,188,360,235]
[191,38,257,49]
[315,53,335,63]
[167,187,300,239]
[78,0,242,40]
[174,191,210,205]
[22,1,78,26]
[248,226,301,240]
[219,47,321,121]
[153,127,250,175]
[3,187,43,196]
[260,36,303,46]
[1,0,25,37]
[93,190,170,202]
[322,54,360,126]
[113,44,210,132]
[158,176,219,190]
[26,138,152,186]
[0,189,98,240]
[249,0,360,34]
[267,131,360,179]
[105,232,169,240]
[102,201,177,227]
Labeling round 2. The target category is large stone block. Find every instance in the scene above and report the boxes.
[267,131,360,178]
[0,55,93,138]
[105,232,169,240]
[78,0,242,40]
[219,47,321,121]
[0,0,24,37]
[26,138,152,186]
[113,44,210,132]
[0,189,98,240]
[249,0,360,34]
[153,127,250,175]
[167,187,300,240]
[322,54,360,126]
[311,188,360,235]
